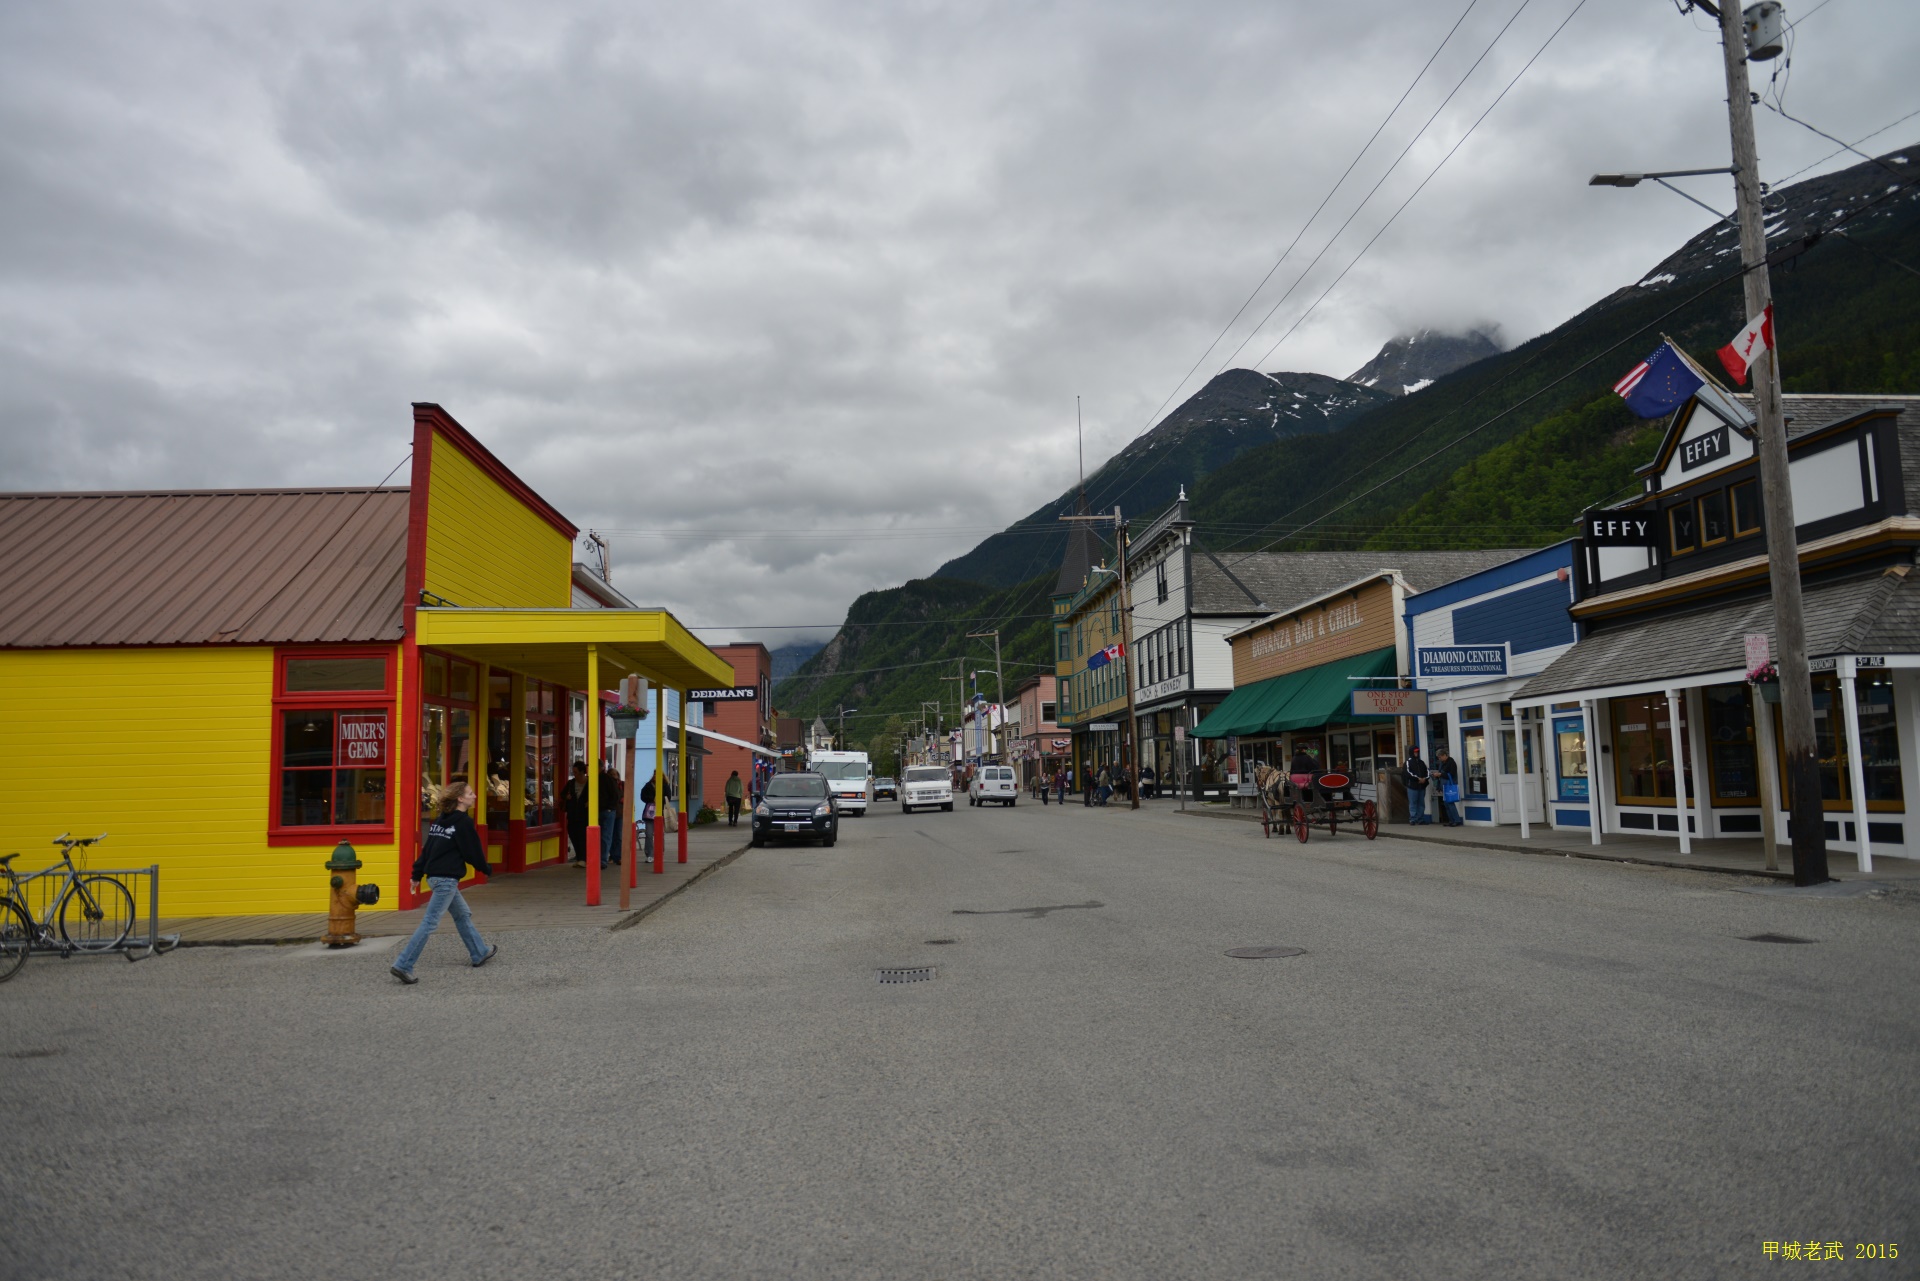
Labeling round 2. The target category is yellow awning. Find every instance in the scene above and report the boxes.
[414,608,734,692]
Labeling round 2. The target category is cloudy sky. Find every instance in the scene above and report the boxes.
[3,0,1913,641]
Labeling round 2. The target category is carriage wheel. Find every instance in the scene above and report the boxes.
[1292,803,1309,843]
[1260,804,1273,839]
[1362,800,1379,840]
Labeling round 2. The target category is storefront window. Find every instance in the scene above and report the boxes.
[1703,684,1759,804]
[524,680,559,826]
[272,649,393,837]
[1610,694,1691,803]
[1554,716,1588,800]
[1462,728,1488,797]
[487,675,513,813]
[1781,672,1905,810]
[419,654,480,823]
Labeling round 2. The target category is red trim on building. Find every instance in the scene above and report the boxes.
[411,403,579,542]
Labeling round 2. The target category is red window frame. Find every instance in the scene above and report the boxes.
[269,646,397,847]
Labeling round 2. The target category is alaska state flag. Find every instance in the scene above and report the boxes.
[1613,341,1704,418]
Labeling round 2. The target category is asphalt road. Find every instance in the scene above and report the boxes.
[3,800,1916,1280]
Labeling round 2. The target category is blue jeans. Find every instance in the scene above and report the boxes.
[601,809,621,866]
[395,877,489,973]
[1440,796,1461,825]
[1407,786,1430,823]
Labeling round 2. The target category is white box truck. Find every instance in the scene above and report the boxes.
[808,750,872,815]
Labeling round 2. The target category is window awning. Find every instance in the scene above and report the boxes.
[414,607,734,692]
[1193,646,1398,738]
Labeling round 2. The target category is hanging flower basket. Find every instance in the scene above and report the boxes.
[610,707,647,738]
[1755,680,1782,704]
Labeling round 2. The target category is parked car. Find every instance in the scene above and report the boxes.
[750,772,838,847]
[968,764,1018,807]
[873,777,898,801]
[900,765,954,813]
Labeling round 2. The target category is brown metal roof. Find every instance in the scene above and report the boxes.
[0,488,410,647]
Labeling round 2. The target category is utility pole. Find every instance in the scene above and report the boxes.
[1701,0,1827,885]
[940,669,964,765]
[1059,505,1139,810]
[967,630,1007,764]
[836,704,858,751]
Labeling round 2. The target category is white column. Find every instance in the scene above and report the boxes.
[1751,684,1782,872]
[1584,698,1603,845]
[1667,688,1691,855]
[1517,707,1532,841]
[1839,657,1874,874]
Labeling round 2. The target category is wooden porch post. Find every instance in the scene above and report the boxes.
[1839,658,1874,873]
[585,644,601,906]
[653,681,667,874]
[1667,688,1691,855]
[678,688,691,863]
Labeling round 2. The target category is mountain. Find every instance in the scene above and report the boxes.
[1190,144,1920,552]
[778,146,1920,725]
[1347,328,1503,395]
[769,641,825,681]
[931,367,1394,589]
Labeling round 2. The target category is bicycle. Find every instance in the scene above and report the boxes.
[0,833,137,982]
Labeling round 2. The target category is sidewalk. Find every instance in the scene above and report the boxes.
[1174,800,1920,884]
[159,823,751,946]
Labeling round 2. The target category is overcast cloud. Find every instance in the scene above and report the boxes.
[1,0,1913,641]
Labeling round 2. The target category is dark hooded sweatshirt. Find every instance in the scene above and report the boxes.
[411,809,493,882]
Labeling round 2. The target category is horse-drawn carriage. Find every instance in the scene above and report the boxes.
[1252,764,1379,842]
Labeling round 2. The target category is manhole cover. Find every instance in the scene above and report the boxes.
[1225,946,1308,959]
[1743,933,1815,944]
[878,966,936,983]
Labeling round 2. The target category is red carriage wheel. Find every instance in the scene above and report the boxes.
[1362,800,1379,840]
[1293,803,1309,842]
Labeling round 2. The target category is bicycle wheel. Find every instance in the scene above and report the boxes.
[0,898,32,982]
[59,876,135,952]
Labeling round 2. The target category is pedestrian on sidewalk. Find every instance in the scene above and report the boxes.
[1055,766,1068,806]
[1096,765,1112,806]
[1082,765,1094,807]
[562,760,591,865]
[392,783,497,984]
[1403,747,1432,825]
[724,770,744,826]
[1039,767,1050,804]
[1435,747,1463,826]
[599,758,624,866]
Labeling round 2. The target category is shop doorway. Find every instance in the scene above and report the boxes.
[1495,718,1545,825]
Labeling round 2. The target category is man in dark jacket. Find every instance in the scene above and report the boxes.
[1435,747,1463,826]
[392,783,496,983]
[1404,748,1432,824]
[599,759,624,867]
[562,760,591,865]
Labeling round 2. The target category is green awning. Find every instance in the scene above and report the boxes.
[1193,646,1398,739]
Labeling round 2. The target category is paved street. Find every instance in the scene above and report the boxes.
[4,802,1916,1280]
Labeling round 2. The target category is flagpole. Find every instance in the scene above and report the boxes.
[1715,1,1827,885]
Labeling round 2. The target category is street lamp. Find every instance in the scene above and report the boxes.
[1589,166,1738,224]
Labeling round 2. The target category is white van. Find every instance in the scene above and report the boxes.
[968,765,1018,807]
[900,765,954,813]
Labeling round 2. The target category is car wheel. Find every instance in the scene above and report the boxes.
[1008,798,1016,806]
[750,834,764,848]
[902,804,912,814]
[942,802,953,811]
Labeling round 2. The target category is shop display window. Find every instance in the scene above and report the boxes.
[524,679,560,827]
[271,648,394,841]
[1462,728,1488,798]
[1610,694,1691,803]
[486,675,513,814]
[1553,716,1588,800]
[1499,726,1534,775]
[1779,672,1905,810]
[1704,684,1760,804]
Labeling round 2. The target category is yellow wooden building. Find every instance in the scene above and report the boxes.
[0,403,731,917]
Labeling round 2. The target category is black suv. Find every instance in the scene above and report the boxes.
[750,772,839,847]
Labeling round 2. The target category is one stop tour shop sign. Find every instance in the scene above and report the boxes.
[1350,688,1429,717]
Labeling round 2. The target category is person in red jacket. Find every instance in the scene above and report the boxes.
[391,783,497,984]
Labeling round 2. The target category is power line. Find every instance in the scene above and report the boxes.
[1771,107,1920,185]
[1207,0,1543,381]
[1247,0,1592,372]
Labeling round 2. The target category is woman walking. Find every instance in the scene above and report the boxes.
[391,783,497,984]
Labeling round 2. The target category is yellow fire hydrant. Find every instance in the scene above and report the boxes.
[325,840,380,948]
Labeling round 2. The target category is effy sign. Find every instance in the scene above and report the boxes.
[337,713,389,766]
[1583,513,1658,546]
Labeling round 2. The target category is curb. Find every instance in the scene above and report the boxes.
[1176,805,1797,882]
[607,840,752,932]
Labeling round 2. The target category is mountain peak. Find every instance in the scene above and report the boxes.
[1347,328,1504,395]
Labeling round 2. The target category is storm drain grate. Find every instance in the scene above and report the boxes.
[1225,946,1308,960]
[1743,933,1816,944]
[878,966,937,983]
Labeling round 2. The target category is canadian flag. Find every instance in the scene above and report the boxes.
[1716,304,1775,385]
